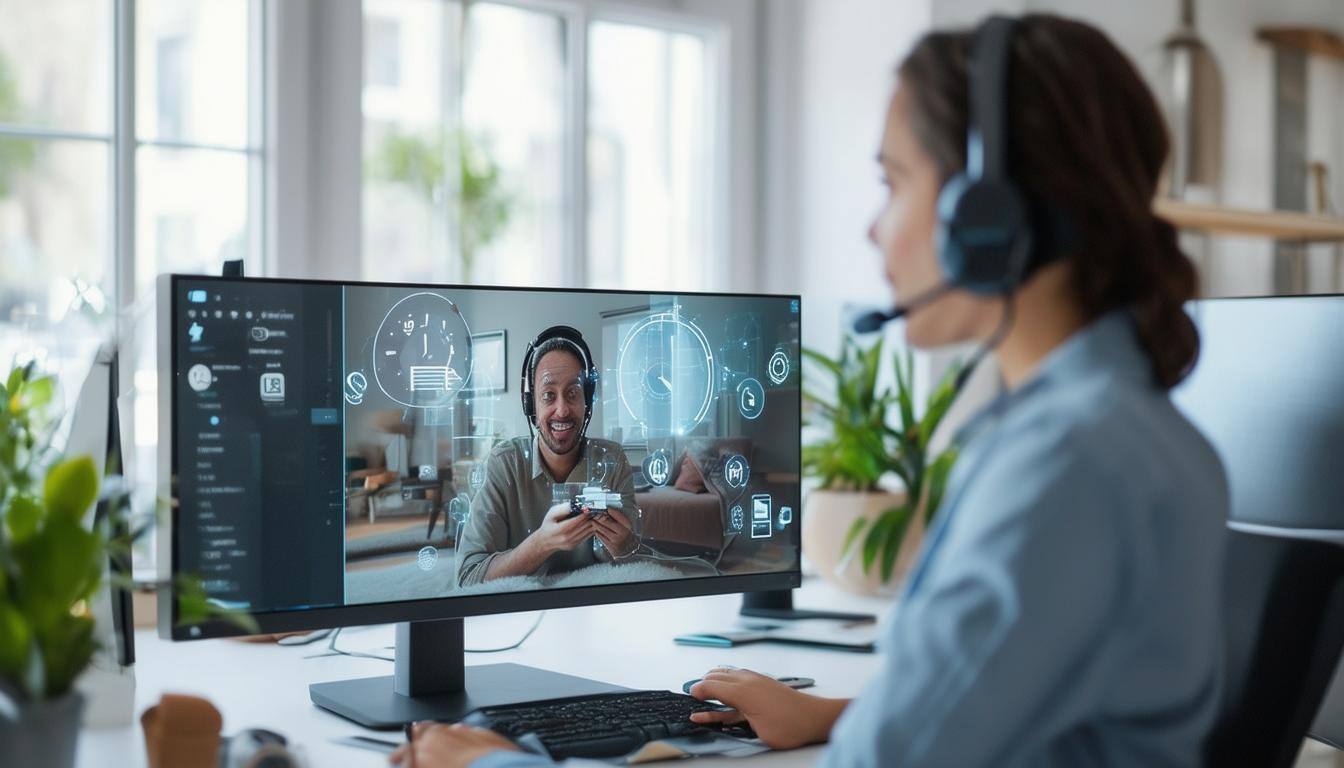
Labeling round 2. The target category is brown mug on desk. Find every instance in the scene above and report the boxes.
[141,692,222,768]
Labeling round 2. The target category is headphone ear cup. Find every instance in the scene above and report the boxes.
[520,342,535,423]
[585,370,599,412]
[937,176,1033,295]
[936,172,974,286]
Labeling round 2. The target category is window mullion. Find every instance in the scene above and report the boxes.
[443,0,464,285]
[249,0,267,276]
[569,3,589,289]
[113,0,136,367]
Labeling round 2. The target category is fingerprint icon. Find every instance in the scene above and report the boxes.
[416,546,439,571]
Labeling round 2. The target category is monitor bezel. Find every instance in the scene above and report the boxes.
[160,273,803,641]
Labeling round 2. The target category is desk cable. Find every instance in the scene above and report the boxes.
[303,612,547,661]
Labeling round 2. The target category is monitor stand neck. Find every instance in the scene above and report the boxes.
[309,618,630,730]
[739,589,876,623]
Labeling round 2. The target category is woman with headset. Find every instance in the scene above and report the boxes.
[392,13,1227,767]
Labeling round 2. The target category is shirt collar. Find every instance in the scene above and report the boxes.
[1029,308,1151,391]
[530,435,588,482]
[953,309,1151,445]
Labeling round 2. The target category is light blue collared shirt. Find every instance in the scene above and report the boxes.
[471,310,1229,768]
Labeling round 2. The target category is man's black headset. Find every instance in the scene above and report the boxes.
[855,15,1068,334]
[519,325,599,437]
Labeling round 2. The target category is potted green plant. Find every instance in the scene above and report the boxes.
[0,364,250,767]
[801,336,959,595]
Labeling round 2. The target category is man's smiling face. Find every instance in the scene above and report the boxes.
[533,348,586,457]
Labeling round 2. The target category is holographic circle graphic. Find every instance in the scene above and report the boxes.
[737,378,765,420]
[616,312,716,436]
[373,292,473,409]
[449,493,471,524]
[767,349,790,386]
[723,454,750,489]
[729,505,745,532]
[642,449,672,487]
[344,371,368,405]
[416,546,439,571]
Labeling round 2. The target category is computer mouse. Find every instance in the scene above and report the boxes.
[682,674,814,694]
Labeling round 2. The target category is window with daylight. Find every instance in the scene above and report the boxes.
[0,0,265,578]
[360,0,722,292]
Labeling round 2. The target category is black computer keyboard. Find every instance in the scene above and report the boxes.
[462,689,744,760]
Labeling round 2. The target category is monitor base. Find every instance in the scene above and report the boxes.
[740,589,875,623]
[310,663,631,730]
[309,618,630,730]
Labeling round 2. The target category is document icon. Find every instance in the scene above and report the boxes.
[409,365,461,392]
[750,494,772,539]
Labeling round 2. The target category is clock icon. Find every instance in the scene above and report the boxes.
[373,292,473,408]
[187,364,213,392]
[642,361,674,401]
[617,312,715,437]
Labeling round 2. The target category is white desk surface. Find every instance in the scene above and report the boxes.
[78,578,893,767]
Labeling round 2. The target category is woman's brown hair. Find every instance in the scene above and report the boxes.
[898,14,1199,389]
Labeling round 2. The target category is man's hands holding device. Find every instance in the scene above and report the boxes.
[529,502,597,556]
[591,507,637,558]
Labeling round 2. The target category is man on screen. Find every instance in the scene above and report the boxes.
[455,327,638,587]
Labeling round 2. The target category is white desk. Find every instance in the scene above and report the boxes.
[77,578,891,767]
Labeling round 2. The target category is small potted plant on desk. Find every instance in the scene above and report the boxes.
[0,364,248,767]
[801,336,960,596]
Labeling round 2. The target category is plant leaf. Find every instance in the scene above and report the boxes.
[43,456,99,524]
[0,602,32,685]
[840,516,870,557]
[879,504,914,582]
[33,614,95,699]
[861,510,898,576]
[6,493,42,543]
[924,448,960,524]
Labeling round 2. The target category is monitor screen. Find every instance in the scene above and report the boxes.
[163,276,801,623]
[1172,296,1344,531]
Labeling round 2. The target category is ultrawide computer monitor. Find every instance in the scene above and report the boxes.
[157,274,802,726]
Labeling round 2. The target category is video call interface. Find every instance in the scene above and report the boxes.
[172,278,801,613]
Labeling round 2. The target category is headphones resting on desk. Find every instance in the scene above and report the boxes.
[519,325,599,436]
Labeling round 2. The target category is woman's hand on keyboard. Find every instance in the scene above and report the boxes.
[687,667,849,750]
[389,722,520,768]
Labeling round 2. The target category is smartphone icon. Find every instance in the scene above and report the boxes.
[751,494,772,539]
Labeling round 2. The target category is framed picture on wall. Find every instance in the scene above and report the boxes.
[468,330,507,396]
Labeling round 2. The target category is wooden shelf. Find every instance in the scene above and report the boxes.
[1257,27,1344,61]
[1154,199,1344,242]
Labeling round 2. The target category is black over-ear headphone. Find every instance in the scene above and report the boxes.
[520,325,599,433]
[935,15,1037,295]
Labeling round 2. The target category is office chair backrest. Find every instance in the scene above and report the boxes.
[1205,529,1344,767]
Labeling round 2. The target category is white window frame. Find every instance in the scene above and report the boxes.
[290,0,758,292]
[0,0,268,434]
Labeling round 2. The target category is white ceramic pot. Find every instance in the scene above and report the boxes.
[802,488,926,597]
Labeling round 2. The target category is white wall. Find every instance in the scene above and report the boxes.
[759,0,932,361]
[1021,0,1344,298]
[766,0,1344,416]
